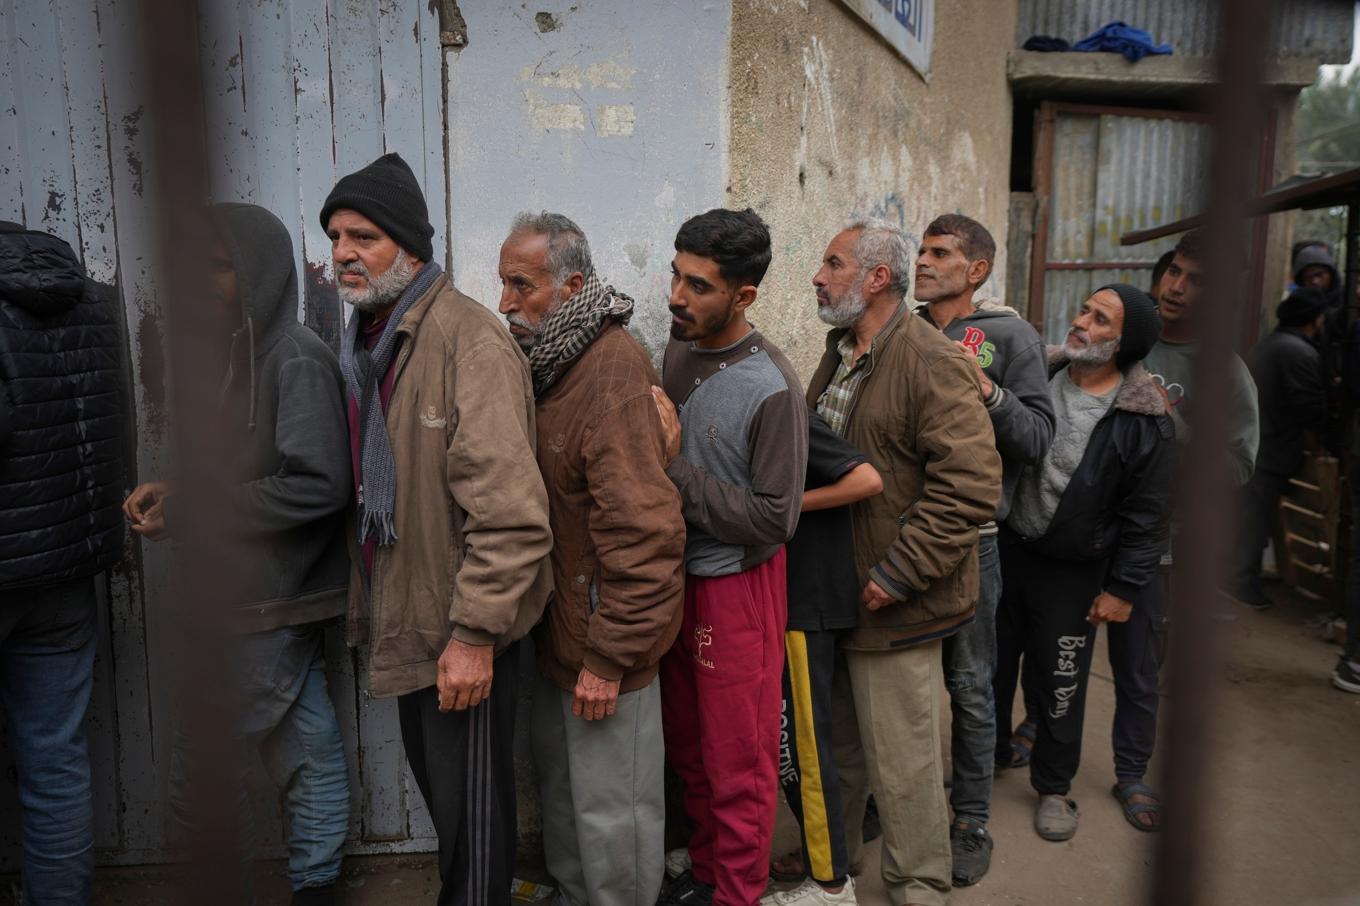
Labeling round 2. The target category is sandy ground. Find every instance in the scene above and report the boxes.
[10,583,1359,905]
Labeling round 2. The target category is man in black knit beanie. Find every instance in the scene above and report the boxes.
[324,153,553,906]
[994,284,1172,844]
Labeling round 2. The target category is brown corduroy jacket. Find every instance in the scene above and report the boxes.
[807,304,1002,651]
[346,275,553,698]
[532,323,685,694]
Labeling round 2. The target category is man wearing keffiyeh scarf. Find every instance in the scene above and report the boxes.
[499,212,685,906]
[324,154,552,906]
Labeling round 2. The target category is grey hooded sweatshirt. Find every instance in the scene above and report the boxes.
[184,203,353,631]
[916,298,1056,524]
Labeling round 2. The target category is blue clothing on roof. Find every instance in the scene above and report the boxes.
[1074,21,1173,63]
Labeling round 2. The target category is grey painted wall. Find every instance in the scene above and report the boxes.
[444,0,732,361]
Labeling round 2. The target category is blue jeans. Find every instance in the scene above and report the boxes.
[170,623,350,891]
[942,534,1000,827]
[0,576,98,905]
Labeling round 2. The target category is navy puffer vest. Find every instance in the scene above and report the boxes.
[0,225,125,590]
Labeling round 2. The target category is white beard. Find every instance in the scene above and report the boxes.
[338,249,417,313]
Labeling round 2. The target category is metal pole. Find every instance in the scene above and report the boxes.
[1153,0,1272,902]
[141,1,249,900]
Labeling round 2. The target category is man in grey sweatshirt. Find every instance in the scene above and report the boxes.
[913,213,1055,886]
[124,204,352,906]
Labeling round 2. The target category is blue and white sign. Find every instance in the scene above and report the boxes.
[838,0,933,78]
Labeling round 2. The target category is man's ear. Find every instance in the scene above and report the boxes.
[564,271,586,299]
[864,264,893,297]
[967,258,991,290]
[733,284,758,314]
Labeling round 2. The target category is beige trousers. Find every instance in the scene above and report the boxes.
[833,642,952,906]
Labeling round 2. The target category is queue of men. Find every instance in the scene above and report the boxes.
[15,148,1341,906]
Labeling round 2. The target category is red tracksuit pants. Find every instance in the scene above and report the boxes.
[661,548,788,906]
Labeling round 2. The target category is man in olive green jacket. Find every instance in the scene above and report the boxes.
[807,219,1000,906]
[325,153,552,906]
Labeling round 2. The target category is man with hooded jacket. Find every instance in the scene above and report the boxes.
[125,203,352,905]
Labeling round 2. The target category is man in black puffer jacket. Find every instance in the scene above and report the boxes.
[0,222,126,903]
[993,284,1172,845]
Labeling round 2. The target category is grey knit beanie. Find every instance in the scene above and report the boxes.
[320,152,434,262]
[1095,283,1161,369]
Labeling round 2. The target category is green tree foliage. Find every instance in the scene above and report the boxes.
[1294,70,1360,252]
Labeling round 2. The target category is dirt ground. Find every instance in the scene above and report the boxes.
[16,583,1359,905]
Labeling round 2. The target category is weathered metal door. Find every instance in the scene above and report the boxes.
[0,0,446,868]
[1028,102,1212,343]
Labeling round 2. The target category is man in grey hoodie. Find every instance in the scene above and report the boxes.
[913,213,1055,886]
[124,204,352,906]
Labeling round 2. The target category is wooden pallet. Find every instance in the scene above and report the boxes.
[1275,453,1343,602]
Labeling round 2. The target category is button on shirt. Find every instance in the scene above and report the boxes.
[815,332,874,436]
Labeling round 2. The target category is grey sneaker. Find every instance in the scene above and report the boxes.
[950,823,993,886]
[1333,658,1360,693]
[1034,795,1079,841]
[658,872,714,906]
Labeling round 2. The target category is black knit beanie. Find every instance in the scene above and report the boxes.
[320,152,434,262]
[1095,283,1161,369]
[1276,287,1330,328]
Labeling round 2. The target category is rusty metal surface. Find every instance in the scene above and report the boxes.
[1015,0,1352,61]
[1032,101,1211,341]
[0,0,445,869]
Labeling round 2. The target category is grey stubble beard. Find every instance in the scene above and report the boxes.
[338,249,418,313]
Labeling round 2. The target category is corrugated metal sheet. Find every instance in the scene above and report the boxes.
[1016,0,1354,61]
[0,0,445,868]
[1040,111,1211,342]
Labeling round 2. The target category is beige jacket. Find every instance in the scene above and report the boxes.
[346,275,553,698]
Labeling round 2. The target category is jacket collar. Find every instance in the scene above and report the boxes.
[1045,346,1167,417]
[822,301,908,355]
[394,270,451,340]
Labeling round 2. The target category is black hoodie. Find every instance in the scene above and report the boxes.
[191,203,352,630]
[0,224,125,589]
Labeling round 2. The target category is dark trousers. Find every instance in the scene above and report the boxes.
[779,628,849,885]
[994,534,1106,796]
[1344,457,1360,662]
[1232,469,1291,600]
[1106,568,1169,783]
[397,642,520,906]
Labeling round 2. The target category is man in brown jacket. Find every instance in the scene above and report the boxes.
[323,153,553,905]
[807,219,1001,906]
[497,211,684,906]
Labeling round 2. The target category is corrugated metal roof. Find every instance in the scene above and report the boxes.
[1017,0,1354,61]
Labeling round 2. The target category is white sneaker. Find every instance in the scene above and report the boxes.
[665,847,692,879]
[759,877,858,906]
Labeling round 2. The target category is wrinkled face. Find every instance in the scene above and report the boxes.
[913,232,974,302]
[207,237,239,316]
[669,251,741,342]
[813,229,868,328]
[1300,264,1334,292]
[498,231,568,351]
[327,209,415,313]
[1157,252,1203,325]
[1065,289,1125,364]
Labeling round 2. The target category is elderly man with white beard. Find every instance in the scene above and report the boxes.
[323,153,552,905]
[992,284,1172,845]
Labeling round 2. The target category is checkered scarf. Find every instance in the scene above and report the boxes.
[527,271,634,397]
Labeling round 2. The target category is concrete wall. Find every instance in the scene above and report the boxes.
[727,0,1019,378]
[445,0,730,360]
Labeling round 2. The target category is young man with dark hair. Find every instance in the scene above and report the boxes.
[651,207,808,906]
[912,213,1054,885]
[995,284,1172,844]
[1106,229,1258,831]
